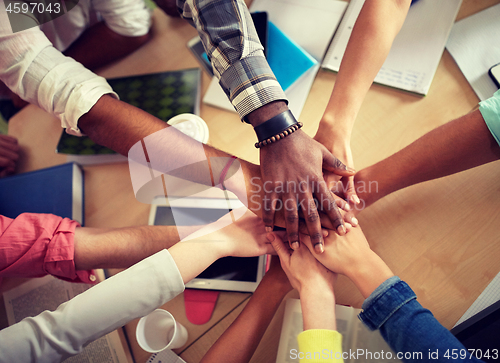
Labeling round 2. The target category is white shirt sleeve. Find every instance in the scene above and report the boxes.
[0,2,118,135]
[93,0,152,37]
[0,249,185,363]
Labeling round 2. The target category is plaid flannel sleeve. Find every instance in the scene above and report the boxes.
[178,0,287,121]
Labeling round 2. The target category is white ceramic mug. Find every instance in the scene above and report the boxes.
[136,309,189,353]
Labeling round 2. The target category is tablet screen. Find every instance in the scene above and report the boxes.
[151,204,265,289]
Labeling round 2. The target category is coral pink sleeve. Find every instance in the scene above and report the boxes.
[0,213,95,284]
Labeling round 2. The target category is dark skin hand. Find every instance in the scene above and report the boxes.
[246,101,355,254]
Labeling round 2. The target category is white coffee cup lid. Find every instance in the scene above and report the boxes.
[167,113,209,144]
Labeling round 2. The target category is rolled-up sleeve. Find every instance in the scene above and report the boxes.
[178,0,287,120]
[0,5,117,136]
[0,213,94,283]
[479,89,500,147]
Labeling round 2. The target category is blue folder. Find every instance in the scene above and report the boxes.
[0,162,84,225]
[267,21,318,91]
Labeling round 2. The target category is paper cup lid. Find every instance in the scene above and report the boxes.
[167,114,209,144]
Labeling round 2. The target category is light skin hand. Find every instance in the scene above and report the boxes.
[169,209,275,284]
[271,232,337,330]
[182,208,274,258]
[0,134,19,178]
[315,130,359,207]
[300,227,394,299]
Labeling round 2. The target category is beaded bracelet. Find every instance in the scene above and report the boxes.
[255,122,303,148]
[253,110,302,148]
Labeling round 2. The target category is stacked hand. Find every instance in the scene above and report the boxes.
[259,130,355,253]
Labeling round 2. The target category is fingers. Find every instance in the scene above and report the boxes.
[262,190,277,233]
[298,221,329,238]
[317,182,346,237]
[283,193,300,250]
[269,230,292,261]
[299,193,324,254]
[342,175,360,205]
[322,149,355,177]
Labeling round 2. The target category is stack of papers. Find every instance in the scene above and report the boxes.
[322,0,462,96]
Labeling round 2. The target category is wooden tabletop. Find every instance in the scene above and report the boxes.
[4,0,500,362]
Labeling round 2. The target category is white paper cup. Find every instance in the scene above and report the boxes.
[167,113,209,144]
[136,309,188,353]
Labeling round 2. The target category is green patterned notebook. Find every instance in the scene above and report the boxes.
[56,68,201,163]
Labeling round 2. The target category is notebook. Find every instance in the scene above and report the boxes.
[0,162,84,225]
[56,68,201,165]
[322,0,462,95]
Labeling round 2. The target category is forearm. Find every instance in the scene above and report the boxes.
[317,0,411,144]
[0,250,184,363]
[201,272,291,363]
[356,110,500,206]
[347,251,394,299]
[64,22,150,71]
[167,240,224,284]
[300,286,336,331]
[73,225,205,270]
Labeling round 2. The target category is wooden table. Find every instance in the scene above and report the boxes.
[3,0,500,362]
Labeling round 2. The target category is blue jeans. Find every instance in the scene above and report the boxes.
[359,277,485,363]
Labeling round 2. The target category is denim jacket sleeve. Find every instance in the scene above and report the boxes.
[358,277,484,363]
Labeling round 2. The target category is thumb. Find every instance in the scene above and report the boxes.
[269,232,290,260]
[322,150,355,177]
[343,176,361,205]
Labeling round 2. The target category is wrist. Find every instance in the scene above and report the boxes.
[347,252,394,299]
[300,286,336,330]
[254,110,302,149]
[315,127,351,153]
[246,101,288,127]
[261,270,293,297]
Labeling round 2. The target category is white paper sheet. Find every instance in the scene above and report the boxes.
[446,3,500,102]
[323,0,462,95]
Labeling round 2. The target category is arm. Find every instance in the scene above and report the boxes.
[201,256,292,363]
[303,227,484,363]
[354,108,500,210]
[0,14,117,136]
[315,0,411,204]
[359,278,484,363]
[0,208,273,362]
[63,22,150,71]
[175,0,355,248]
[271,234,343,362]
[64,0,152,71]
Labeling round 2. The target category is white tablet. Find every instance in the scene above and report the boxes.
[149,195,267,292]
